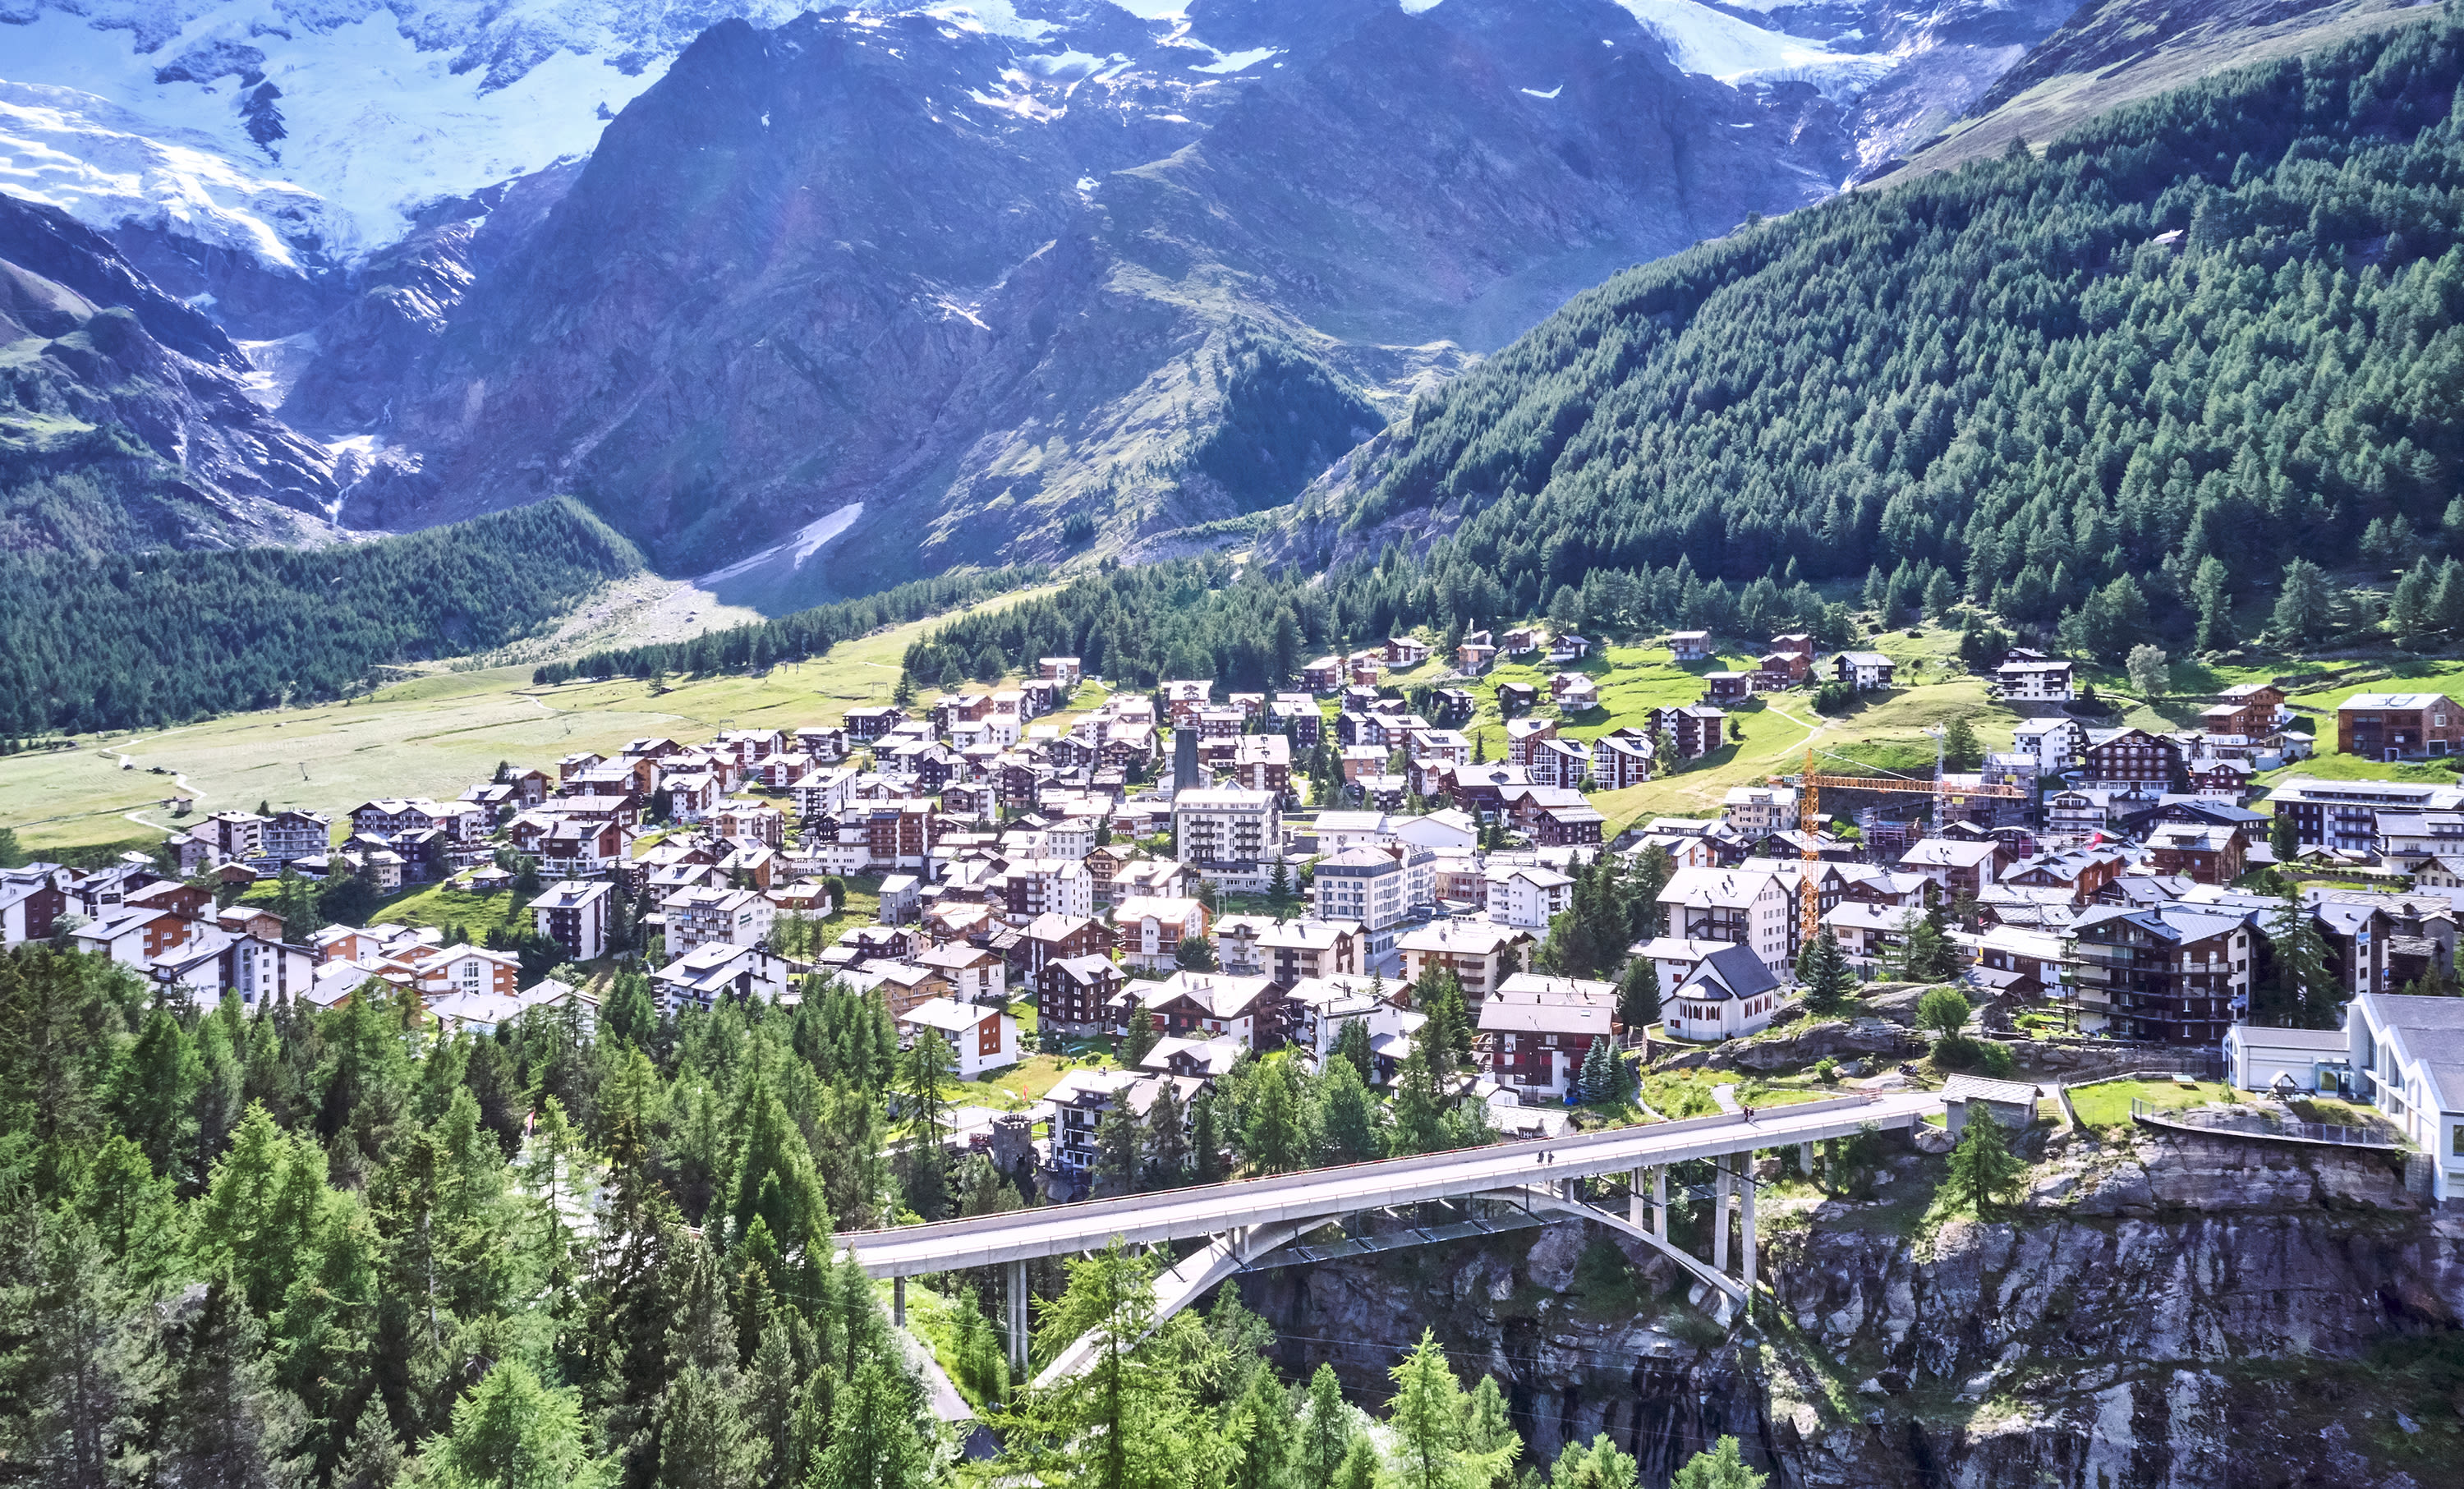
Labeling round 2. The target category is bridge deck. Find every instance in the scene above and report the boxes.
[841,1091,1940,1275]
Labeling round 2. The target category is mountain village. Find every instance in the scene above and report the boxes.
[13,623,2464,1209]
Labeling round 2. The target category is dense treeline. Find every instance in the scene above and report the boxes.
[0,944,1745,1489]
[903,553,1848,692]
[530,568,1049,687]
[0,499,641,736]
[1321,13,2464,651]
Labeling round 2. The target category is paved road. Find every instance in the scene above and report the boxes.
[842,1092,1940,1276]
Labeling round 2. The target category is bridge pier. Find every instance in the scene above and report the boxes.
[1740,1157,1758,1314]
[894,1275,906,1328]
[1799,1140,1814,1175]
[1007,1259,1029,1378]
[1653,1165,1667,1241]
[1712,1155,1732,1274]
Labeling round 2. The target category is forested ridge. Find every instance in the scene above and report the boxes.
[0,499,642,737]
[1304,10,2464,646]
[0,940,1707,1489]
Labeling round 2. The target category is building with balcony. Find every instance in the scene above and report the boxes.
[1173,788,1281,891]
[2070,903,2255,1044]
[2338,692,2464,761]
[2269,776,2464,852]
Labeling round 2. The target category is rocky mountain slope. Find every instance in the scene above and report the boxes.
[0,192,336,552]
[1,0,2088,589]
[328,0,1872,599]
[1867,0,2443,181]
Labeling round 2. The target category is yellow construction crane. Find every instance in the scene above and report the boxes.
[1793,747,2027,950]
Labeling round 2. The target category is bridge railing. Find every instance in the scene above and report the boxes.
[2129,1098,2397,1149]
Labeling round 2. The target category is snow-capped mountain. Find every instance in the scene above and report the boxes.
[0,0,2079,568]
[0,0,2058,286]
[0,0,812,277]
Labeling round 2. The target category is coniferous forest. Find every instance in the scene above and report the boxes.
[0,501,643,738]
[0,940,1678,1489]
[1318,12,2464,649]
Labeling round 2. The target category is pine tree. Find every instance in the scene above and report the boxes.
[1143,1079,1189,1188]
[1317,1054,1381,1164]
[815,1356,932,1489]
[1576,1037,1612,1105]
[156,1275,309,1489]
[2190,556,2235,651]
[1551,1433,1641,1489]
[2269,807,2299,865]
[1795,931,1853,1015]
[1942,1113,2025,1217]
[2263,891,2337,1029]
[1122,1008,1161,1067]
[1939,715,1980,772]
[112,1006,201,1183]
[1669,1437,1766,1489]
[2393,558,2439,645]
[1297,1363,1356,1489]
[1383,1331,1514,1489]
[1190,1088,1227,1183]
[998,1242,1192,1489]
[421,1361,611,1489]
[1460,1374,1519,1482]
[13,1216,163,1488]
[1331,1017,1375,1082]
[1391,1038,1446,1157]
[1242,1061,1307,1174]
[2273,558,2333,644]
[2435,558,2464,637]
[1331,1436,1381,1489]
[652,1247,758,1489]
[1225,1369,1297,1489]
[1094,1106,1142,1197]
[331,1403,406,1489]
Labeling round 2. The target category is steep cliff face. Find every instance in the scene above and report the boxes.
[0,193,338,552]
[1243,1130,2464,1487]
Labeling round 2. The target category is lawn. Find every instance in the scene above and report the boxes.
[2066,1078,2239,1130]
[365,882,533,941]
[951,1050,1091,1112]
[0,588,1054,854]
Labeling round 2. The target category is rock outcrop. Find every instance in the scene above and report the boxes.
[1240,1127,2463,1487]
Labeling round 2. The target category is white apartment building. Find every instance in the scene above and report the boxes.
[1657,866,1795,978]
[791,766,857,820]
[1996,659,2076,702]
[1486,865,1574,930]
[662,885,775,960]
[1314,811,1393,856]
[1313,848,1411,931]
[1721,786,1799,835]
[2011,716,2084,772]
[1174,788,1282,890]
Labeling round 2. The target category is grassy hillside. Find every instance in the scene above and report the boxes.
[0,586,1054,856]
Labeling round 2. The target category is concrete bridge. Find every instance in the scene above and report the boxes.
[839,1091,1941,1387]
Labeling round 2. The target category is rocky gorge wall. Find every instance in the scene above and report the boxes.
[1237,1128,2464,1487]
